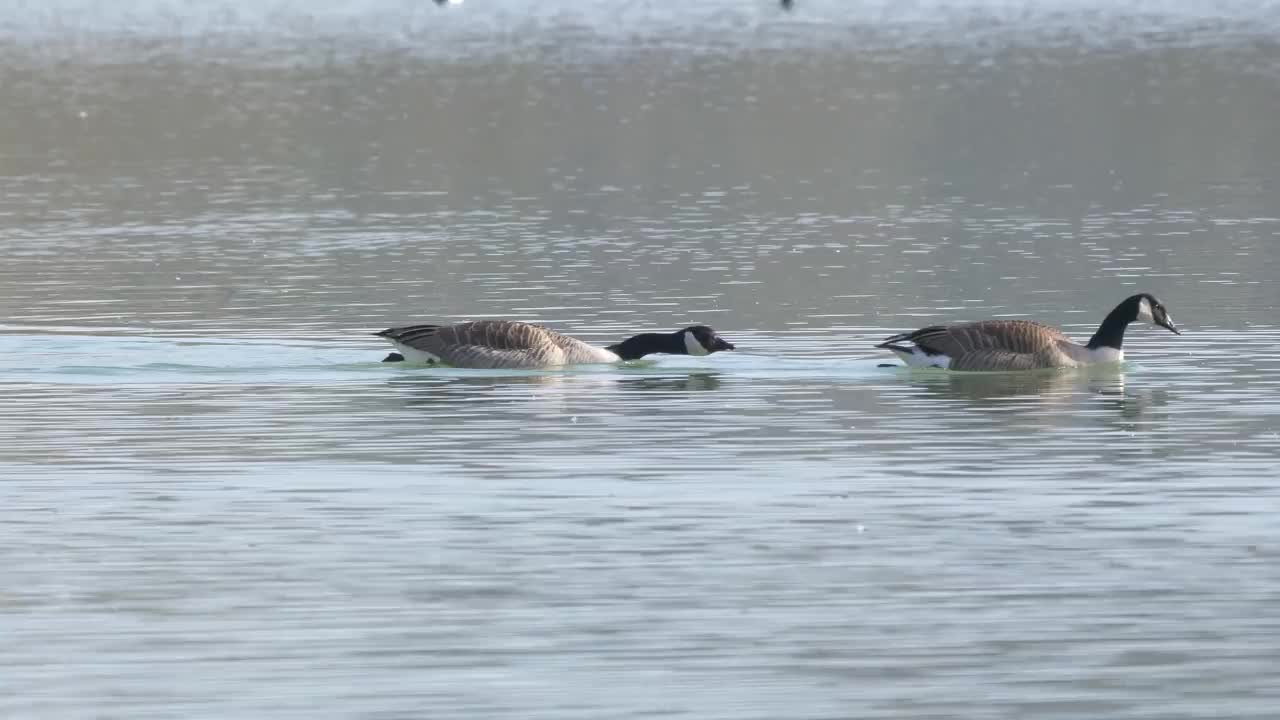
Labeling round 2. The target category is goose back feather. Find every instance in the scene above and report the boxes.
[377,320,618,369]
[879,320,1080,371]
[877,293,1180,372]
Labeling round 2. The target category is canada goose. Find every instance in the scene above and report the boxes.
[877,293,1181,371]
[375,320,735,369]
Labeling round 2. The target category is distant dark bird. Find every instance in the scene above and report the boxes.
[781,0,794,10]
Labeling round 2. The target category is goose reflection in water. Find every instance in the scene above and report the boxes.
[385,373,589,411]
[903,367,1128,403]
[616,372,723,393]
[384,370,724,412]
[894,366,1172,427]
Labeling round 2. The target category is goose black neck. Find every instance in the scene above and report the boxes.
[606,332,684,360]
[1087,299,1136,350]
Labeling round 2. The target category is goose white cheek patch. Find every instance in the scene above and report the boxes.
[684,331,710,356]
[1137,298,1154,322]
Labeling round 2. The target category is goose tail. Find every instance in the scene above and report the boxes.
[374,324,441,342]
[875,330,917,352]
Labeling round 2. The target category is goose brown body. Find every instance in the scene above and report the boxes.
[877,294,1181,372]
[878,320,1089,371]
[376,320,619,369]
[375,319,735,369]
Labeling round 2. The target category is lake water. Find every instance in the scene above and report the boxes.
[3,1,1280,717]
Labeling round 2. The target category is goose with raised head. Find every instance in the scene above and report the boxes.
[876,293,1180,371]
[375,320,735,369]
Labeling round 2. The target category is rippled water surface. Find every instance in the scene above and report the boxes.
[3,1,1280,717]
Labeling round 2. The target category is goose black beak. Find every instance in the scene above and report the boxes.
[1159,318,1181,335]
[714,338,736,352]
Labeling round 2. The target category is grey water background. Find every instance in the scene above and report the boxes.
[3,0,1280,717]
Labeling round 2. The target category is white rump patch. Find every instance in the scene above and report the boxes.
[1137,297,1154,323]
[684,331,710,356]
[892,347,950,369]
[390,342,442,364]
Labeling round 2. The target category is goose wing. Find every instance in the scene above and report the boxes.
[879,320,1073,371]
[377,320,567,368]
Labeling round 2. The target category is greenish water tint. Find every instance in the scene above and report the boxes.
[4,0,1280,718]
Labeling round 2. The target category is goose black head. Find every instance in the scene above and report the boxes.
[606,326,736,361]
[1132,294,1180,335]
[682,325,735,356]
